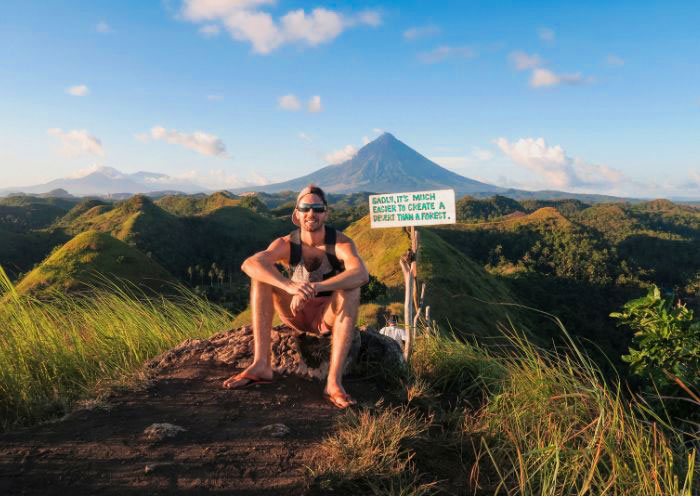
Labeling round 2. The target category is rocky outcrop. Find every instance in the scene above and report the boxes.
[146,325,404,381]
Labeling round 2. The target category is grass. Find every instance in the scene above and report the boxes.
[0,265,232,430]
[312,321,699,495]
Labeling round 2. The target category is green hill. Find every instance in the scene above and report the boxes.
[14,231,177,298]
[57,198,112,225]
[154,191,242,216]
[345,216,527,337]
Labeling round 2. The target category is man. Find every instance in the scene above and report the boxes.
[223,184,369,409]
[379,314,406,347]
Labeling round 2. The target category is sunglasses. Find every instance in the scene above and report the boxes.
[296,202,327,213]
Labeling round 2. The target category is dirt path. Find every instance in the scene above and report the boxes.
[0,363,382,495]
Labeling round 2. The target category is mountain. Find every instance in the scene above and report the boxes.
[0,167,212,197]
[234,133,505,195]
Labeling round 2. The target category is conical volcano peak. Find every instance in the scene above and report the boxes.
[232,133,504,195]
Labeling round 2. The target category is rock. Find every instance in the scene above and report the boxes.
[146,325,405,381]
[260,423,291,437]
[143,423,186,441]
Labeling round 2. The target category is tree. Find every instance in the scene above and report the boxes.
[610,285,700,404]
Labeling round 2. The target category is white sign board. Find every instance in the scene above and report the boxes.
[369,189,456,228]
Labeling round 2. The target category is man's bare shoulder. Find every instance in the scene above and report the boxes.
[335,231,357,253]
[334,230,355,245]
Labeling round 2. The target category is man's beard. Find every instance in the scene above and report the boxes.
[302,220,324,232]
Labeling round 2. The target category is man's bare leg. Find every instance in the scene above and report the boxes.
[223,279,287,388]
[323,287,360,407]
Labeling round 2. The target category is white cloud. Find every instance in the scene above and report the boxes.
[66,165,124,179]
[472,147,494,161]
[281,9,344,45]
[207,94,224,101]
[181,0,380,54]
[431,147,494,169]
[607,54,625,66]
[200,24,221,36]
[298,132,311,141]
[307,95,322,112]
[495,137,623,189]
[278,94,301,111]
[182,0,274,20]
[538,27,555,42]
[403,24,440,41]
[417,45,477,64]
[149,126,227,157]
[355,10,382,27]
[530,68,590,88]
[509,51,542,70]
[372,128,384,134]
[325,144,357,164]
[134,132,150,143]
[95,21,113,34]
[48,128,105,157]
[66,84,89,96]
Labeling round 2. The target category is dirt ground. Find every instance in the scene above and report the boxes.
[0,362,384,495]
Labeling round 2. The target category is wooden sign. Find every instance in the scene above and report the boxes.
[369,189,456,228]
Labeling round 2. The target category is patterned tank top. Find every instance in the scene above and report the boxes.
[288,227,345,297]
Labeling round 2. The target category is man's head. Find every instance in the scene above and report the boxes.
[292,184,328,232]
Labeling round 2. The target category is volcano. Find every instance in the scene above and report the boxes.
[237,133,504,195]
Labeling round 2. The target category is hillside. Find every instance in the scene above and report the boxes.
[345,216,527,337]
[14,231,177,297]
[154,191,243,216]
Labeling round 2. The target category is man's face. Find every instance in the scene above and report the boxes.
[296,193,327,232]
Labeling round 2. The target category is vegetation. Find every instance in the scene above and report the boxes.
[13,231,177,298]
[311,324,699,495]
[0,266,231,430]
[611,285,700,417]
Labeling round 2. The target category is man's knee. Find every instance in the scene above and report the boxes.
[333,287,361,313]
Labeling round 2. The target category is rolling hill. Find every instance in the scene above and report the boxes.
[344,216,528,337]
[14,231,177,298]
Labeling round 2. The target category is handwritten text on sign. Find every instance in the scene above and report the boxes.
[369,189,456,228]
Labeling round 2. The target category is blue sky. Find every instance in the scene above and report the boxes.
[1,0,699,197]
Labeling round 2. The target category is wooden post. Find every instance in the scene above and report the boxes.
[403,263,414,361]
[401,226,420,361]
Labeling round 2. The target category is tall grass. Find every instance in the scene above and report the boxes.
[0,266,232,429]
[413,325,699,495]
[315,323,698,495]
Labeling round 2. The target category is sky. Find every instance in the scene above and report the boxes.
[1,0,699,198]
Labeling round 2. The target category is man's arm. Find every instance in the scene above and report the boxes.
[312,234,369,294]
[241,237,314,299]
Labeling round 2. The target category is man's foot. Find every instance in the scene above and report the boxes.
[323,385,357,409]
[223,365,274,389]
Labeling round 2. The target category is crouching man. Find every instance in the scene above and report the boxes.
[223,184,369,409]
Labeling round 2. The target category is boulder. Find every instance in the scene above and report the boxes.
[146,325,404,381]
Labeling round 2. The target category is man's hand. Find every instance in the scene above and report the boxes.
[290,294,308,315]
[285,280,315,299]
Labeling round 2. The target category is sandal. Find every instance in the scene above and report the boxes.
[323,391,357,409]
[223,371,274,389]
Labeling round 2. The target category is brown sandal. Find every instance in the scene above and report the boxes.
[323,392,357,409]
[224,372,274,389]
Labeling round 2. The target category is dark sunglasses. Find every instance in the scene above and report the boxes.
[296,202,327,213]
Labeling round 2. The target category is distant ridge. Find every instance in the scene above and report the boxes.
[233,133,505,195]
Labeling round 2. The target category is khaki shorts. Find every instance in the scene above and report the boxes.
[278,295,333,334]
